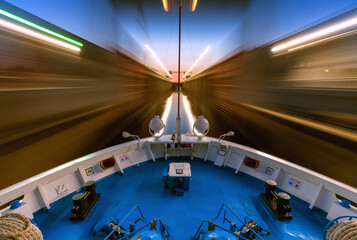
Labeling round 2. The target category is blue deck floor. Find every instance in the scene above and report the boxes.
[34,158,328,239]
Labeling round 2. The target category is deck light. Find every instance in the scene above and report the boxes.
[122,131,141,148]
[149,116,165,140]
[122,132,131,138]
[0,18,80,52]
[193,116,209,139]
[219,131,234,144]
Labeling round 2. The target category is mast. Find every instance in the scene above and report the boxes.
[176,0,182,142]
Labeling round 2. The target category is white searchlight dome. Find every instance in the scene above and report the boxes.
[149,115,165,139]
[193,115,209,139]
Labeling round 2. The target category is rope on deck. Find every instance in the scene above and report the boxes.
[0,213,43,240]
[327,220,357,240]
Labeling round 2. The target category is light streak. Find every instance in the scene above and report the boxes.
[160,94,173,135]
[145,44,172,79]
[162,94,173,125]
[192,0,198,12]
[0,8,83,47]
[183,45,210,79]
[272,16,357,52]
[162,0,169,12]
[182,94,196,133]
[0,18,81,52]
[287,29,357,52]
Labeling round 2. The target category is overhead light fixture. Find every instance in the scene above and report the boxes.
[0,9,83,47]
[183,45,210,79]
[145,44,172,79]
[191,0,198,12]
[162,0,169,12]
[272,16,357,53]
[0,18,80,52]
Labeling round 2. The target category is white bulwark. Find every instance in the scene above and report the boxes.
[0,135,356,222]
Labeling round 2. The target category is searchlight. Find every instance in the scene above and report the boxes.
[149,116,165,140]
[193,116,209,139]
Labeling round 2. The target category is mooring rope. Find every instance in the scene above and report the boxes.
[327,220,357,240]
[0,213,43,240]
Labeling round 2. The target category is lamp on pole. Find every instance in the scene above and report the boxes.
[176,0,182,142]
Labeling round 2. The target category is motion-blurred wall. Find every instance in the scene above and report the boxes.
[0,1,172,188]
[242,0,357,49]
[183,4,357,187]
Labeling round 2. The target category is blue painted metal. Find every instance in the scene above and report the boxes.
[129,222,135,232]
[216,203,270,237]
[131,230,164,240]
[162,170,168,182]
[93,217,123,239]
[191,203,270,240]
[102,205,145,240]
[33,159,329,239]
[323,216,357,240]
[191,220,241,240]
[124,219,170,240]
[339,199,351,208]
[29,218,40,229]
[167,176,189,192]
[165,162,191,196]
[10,200,21,209]
[93,204,170,240]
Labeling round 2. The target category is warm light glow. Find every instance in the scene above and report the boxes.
[287,29,357,52]
[162,94,173,125]
[145,44,172,79]
[162,0,169,12]
[0,19,81,52]
[183,45,211,79]
[182,94,196,133]
[0,9,83,47]
[191,0,198,12]
[272,16,357,52]
[160,94,173,135]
